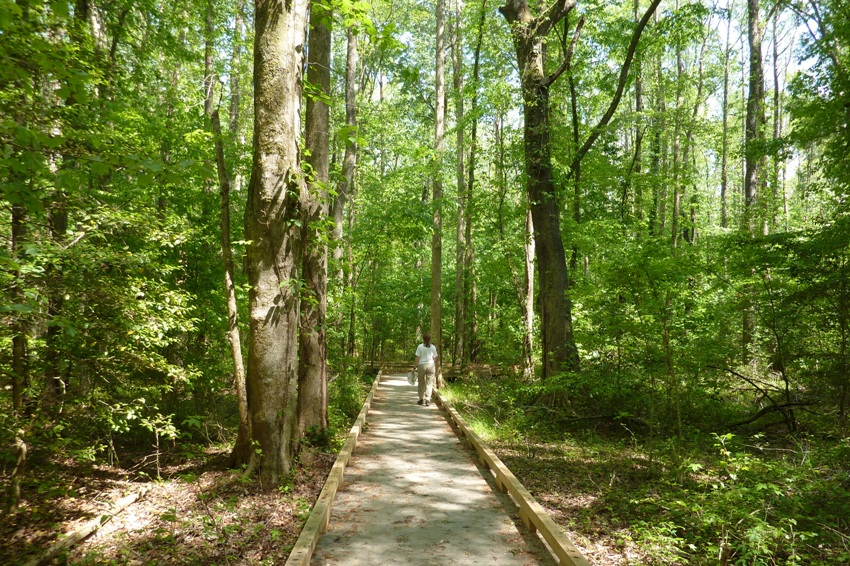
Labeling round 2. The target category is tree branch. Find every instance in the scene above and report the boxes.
[709,365,781,408]
[543,15,584,88]
[535,0,577,38]
[728,402,813,429]
[566,0,662,180]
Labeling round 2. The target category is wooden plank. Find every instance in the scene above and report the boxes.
[435,391,592,566]
[285,372,383,566]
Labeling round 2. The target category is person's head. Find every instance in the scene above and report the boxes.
[423,334,431,345]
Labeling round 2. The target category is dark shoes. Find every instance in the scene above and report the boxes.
[417,399,424,405]
[425,400,430,406]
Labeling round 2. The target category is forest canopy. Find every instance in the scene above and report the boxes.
[2,0,850,563]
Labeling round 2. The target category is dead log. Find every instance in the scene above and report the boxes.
[24,487,148,566]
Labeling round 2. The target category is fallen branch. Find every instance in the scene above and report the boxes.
[728,402,814,429]
[709,366,782,408]
[24,487,148,566]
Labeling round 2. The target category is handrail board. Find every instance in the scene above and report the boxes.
[436,392,591,566]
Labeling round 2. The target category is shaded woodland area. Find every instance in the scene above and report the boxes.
[2,0,850,563]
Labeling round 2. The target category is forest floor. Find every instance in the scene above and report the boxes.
[1,445,335,565]
[447,398,850,565]
[4,395,848,565]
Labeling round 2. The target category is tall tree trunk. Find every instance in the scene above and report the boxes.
[743,0,765,363]
[649,64,661,236]
[671,3,683,250]
[333,28,358,281]
[633,0,644,226]
[500,0,581,378]
[298,0,331,437]
[452,0,465,369]
[745,0,765,237]
[495,122,533,378]
[501,0,659,377]
[721,8,731,230]
[212,110,250,467]
[432,0,446,384]
[522,209,535,379]
[229,0,246,193]
[656,39,669,234]
[43,2,92,408]
[463,0,486,372]
[838,257,849,426]
[202,4,250,466]
[568,35,581,276]
[11,199,28,414]
[243,0,309,486]
[203,0,215,119]
[43,195,67,407]
[683,28,708,245]
[770,10,782,231]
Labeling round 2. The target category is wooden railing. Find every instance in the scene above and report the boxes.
[284,371,382,566]
[434,390,592,566]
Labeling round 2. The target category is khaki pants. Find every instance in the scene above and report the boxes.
[417,362,436,401]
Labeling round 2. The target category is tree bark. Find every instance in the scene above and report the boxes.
[219,0,251,466]
[770,10,783,231]
[633,0,644,225]
[243,0,309,486]
[462,0,486,372]
[333,28,358,278]
[567,23,580,275]
[203,0,215,119]
[500,0,659,377]
[11,199,28,414]
[298,0,331,438]
[744,0,765,237]
[671,1,683,249]
[432,0,446,384]
[721,8,731,229]
[212,109,250,468]
[522,209,535,379]
[451,0,465,369]
[683,27,708,245]
[229,0,246,193]
[500,0,581,378]
[743,0,765,363]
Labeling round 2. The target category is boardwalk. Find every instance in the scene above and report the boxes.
[311,373,555,565]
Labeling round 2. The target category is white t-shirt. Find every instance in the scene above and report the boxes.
[415,343,438,365]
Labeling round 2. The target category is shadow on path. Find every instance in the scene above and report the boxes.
[311,373,556,565]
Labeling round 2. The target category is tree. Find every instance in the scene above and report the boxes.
[432,0,446,381]
[499,0,661,378]
[214,0,251,469]
[499,0,582,379]
[299,0,332,438]
[742,0,766,363]
[451,0,465,369]
[242,0,310,486]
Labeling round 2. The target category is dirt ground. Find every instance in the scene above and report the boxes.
[1,446,334,565]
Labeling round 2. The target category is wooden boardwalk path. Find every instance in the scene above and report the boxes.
[307,373,557,565]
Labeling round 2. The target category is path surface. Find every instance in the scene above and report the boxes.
[311,373,555,565]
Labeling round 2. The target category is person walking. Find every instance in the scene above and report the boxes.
[413,334,438,406]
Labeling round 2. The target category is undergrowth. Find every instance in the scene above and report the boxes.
[443,376,850,566]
